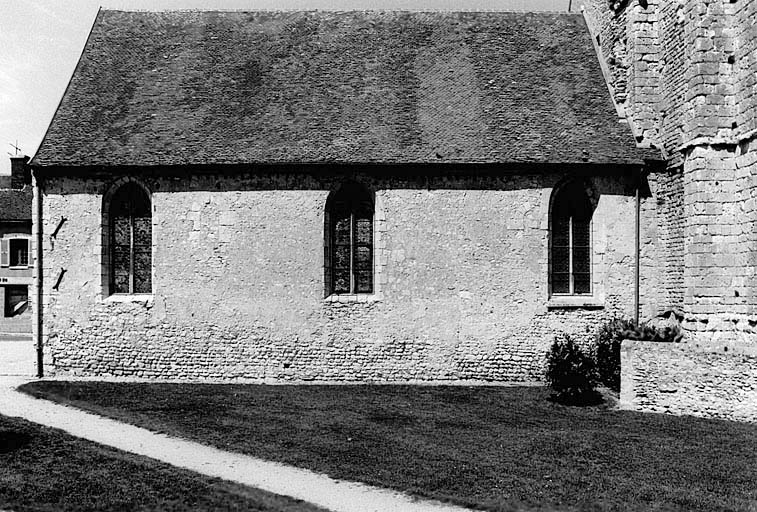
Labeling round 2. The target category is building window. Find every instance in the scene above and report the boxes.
[4,286,28,317]
[0,238,29,268]
[9,239,29,267]
[109,182,152,294]
[326,183,374,295]
[551,181,594,295]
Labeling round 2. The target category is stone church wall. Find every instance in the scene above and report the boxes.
[38,170,657,382]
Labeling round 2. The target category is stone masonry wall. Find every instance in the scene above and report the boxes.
[581,0,663,148]
[581,0,631,110]
[682,143,757,342]
[582,0,687,319]
[621,339,757,422]
[626,0,662,148]
[586,0,757,338]
[677,0,757,341]
[732,0,757,138]
[680,0,737,145]
[39,170,655,382]
[607,0,757,422]
[646,169,685,314]
[659,0,687,168]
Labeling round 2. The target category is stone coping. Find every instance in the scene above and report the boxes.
[621,339,757,357]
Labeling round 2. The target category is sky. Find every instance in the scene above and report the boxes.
[0,0,577,175]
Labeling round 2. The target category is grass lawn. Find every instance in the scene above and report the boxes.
[0,412,326,512]
[20,382,757,512]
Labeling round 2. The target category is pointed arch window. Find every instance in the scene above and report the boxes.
[551,181,593,295]
[326,183,374,295]
[109,182,152,294]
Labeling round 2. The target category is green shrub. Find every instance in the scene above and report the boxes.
[595,317,684,391]
[595,318,635,391]
[629,322,684,344]
[545,334,599,405]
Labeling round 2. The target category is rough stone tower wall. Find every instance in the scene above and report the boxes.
[648,169,685,313]
[733,1,757,135]
[582,0,662,147]
[581,1,631,112]
[733,0,757,318]
[659,0,687,168]
[678,0,757,342]
[618,0,757,422]
[584,0,757,341]
[680,0,736,143]
[626,1,662,147]
[582,0,685,317]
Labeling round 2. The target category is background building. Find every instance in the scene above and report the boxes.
[0,155,33,376]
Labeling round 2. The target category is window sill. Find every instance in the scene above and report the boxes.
[547,296,604,309]
[105,293,153,304]
[323,294,380,303]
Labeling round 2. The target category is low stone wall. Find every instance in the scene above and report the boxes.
[620,340,757,423]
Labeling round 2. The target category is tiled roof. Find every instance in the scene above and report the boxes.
[33,10,658,168]
[0,187,32,221]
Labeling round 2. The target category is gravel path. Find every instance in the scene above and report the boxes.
[0,377,474,512]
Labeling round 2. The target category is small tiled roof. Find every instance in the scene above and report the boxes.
[0,187,32,221]
[33,10,657,168]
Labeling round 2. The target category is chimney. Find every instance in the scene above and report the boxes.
[9,155,30,189]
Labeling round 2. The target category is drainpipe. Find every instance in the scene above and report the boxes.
[32,169,43,378]
[634,168,642,325]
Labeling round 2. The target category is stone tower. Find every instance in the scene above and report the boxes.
[584,0,757,344]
